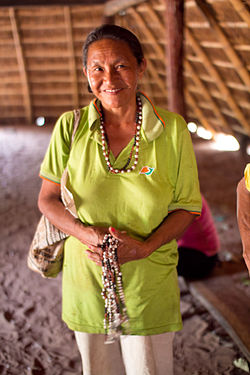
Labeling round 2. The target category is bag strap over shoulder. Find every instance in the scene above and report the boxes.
[60,109,81,218]
[70,109,81,148]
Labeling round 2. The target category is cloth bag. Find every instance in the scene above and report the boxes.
[27,109,81,278]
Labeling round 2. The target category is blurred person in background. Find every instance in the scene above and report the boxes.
[177,195,220,279]
[237,163,250,275]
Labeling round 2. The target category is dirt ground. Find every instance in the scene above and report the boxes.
[0,124,249,375]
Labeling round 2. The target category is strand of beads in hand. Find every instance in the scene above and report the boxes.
[101,233,129,343]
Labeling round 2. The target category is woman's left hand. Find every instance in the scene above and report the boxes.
[85,227,151,266]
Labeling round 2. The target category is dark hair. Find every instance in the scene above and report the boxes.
[83,24,144,69]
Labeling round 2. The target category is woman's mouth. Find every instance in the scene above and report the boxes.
[104,88,122,94]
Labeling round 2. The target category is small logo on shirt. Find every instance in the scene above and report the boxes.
[140,166,155,176]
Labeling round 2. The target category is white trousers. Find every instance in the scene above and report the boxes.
[74,331,175,375]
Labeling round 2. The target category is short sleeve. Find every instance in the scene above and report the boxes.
[168,116,202,215]
[40,111,75,184]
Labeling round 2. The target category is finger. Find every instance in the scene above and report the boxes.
[85,250,102,266]
[87,244,102,256]
[109,227,127,241]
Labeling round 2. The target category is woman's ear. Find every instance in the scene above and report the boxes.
[83,66,87,77]
[83,67,93,93]
[138,58,147,79]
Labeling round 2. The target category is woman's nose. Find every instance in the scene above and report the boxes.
[104,68,117,83]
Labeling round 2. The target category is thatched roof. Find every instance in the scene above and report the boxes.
[0,0,249,137]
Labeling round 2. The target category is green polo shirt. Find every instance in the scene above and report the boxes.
[40,92,201,335]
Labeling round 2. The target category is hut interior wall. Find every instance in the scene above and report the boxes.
[0,0,249,136]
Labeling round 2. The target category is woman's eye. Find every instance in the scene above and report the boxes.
[94,67,103,72]
[117,64,126,69]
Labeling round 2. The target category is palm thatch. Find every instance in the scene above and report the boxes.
[0,0,249,137]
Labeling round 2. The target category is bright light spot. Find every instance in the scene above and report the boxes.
[197,126,213,140]
[213,133,240,151]
[246,144,250,156]
[187,122,198,133]
[36,116,45,127]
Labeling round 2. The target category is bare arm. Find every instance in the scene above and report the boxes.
[38,179,108,247]
[237,177,250,275]
[145,209,196,251]
[86,209,196,265]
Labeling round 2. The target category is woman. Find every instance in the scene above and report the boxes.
[38,24,201,375]
[177,195,220,279]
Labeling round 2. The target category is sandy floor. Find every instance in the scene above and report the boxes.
[0,125,249,375]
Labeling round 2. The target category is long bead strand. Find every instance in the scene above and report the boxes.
[101,234,129,343]
[99,96,142,174]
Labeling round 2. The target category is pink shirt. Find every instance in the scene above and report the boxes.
[178,196,220,256]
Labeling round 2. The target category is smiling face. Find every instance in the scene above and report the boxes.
[83,38,146,112]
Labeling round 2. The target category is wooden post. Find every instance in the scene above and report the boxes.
[165,0,185,117]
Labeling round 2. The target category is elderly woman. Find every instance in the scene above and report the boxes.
[38,24,201,375]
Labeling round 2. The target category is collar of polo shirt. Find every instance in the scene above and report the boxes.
[88,92,166,144]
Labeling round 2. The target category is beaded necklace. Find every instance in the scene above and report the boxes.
[99,96,142,174]
[101,234,129,343]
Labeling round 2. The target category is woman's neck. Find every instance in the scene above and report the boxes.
[101,100,137,130]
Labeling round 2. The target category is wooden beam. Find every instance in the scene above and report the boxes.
[0,0,105,7]
[143,3,218,132]
[144,57,166,94]
[165,0,185,117]
[189,275,250,362]
[228,0,250,28]
[9,7,32,124]
[64,6,79,109]
[186,28,250,135]
[195,0,250,90]
[185,60,232,133]
[185,89,216,135]
[104,0,146,17]
[127,7,167,95]
[128,7,166,61]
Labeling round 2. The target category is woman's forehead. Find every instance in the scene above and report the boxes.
[87,39,135,60]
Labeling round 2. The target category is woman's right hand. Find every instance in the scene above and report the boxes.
[77,223,109,248]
